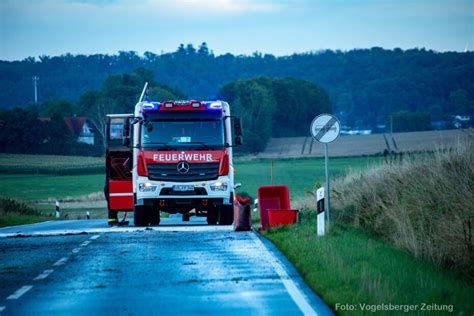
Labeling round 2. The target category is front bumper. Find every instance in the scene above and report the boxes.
[136,176,232,209]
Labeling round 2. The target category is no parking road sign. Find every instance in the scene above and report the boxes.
[310,114,341,232]
[310,114,341,144]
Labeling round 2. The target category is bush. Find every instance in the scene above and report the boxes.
[0,198,42,216]
[329,140,474,279]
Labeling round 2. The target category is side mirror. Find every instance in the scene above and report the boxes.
[122,119,131,147]
[234,136,242,146]
[234,183,242,190]
[233,117,243,136]
[122,137,130,147]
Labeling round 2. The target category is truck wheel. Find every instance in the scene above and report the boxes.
[218,205,233,225]
[134,206,148,226]
[207,216,217,225]
[207,207,218,225]
[149,210,160,226]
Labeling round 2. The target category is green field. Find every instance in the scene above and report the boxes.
[0,155,382,201]
[0,154,103,174]
[235,156,383,199]
[0,174,104,201]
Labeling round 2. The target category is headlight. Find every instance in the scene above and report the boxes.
[210,182,228,191]
[139,183,157,192]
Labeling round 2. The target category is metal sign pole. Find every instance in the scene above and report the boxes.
[310,113,340,232]
[324,143,330,223]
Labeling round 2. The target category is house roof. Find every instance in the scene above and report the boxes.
[38,116,89,136]
[63,117,87,136]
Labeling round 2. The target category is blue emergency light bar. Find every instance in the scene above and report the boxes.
[141,102,160,111]
[141,100,224,112]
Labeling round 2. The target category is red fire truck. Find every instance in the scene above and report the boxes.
[105,85,243,226]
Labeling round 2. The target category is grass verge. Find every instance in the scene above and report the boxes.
[330,140,474,279]
[0,198,50,227]
[263,217,474,315]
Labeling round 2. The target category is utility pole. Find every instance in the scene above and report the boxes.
[32,76,39,104]
[390,115,393,137]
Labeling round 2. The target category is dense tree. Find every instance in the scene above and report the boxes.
[390,111,432,132]
[218,77,331,152]
[0,68,185,155]
[1,46,472,130]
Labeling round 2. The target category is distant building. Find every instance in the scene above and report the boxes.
[39,116,95,145]
[63,117,95,145]
[453,115,471,129]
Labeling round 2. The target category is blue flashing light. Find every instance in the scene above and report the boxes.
[206,101,223,110]
[142,102,160,111]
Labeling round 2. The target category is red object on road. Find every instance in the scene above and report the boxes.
[233,196,252,231]
[258,186,297,230]
[268,209,299,227]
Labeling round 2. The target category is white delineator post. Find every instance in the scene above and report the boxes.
[316,187,325,236]
[55,201,60,218]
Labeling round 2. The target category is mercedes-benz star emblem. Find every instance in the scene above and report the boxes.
[177,161,190,174]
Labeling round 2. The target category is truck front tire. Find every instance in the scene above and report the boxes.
[218,205,233,225]
[149,210,160,226]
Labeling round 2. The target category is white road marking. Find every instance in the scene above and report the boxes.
[80,240,91,247]
[0,224,232,238]
[71,248,81,254]
[249,232,318,316]
[33,269,54,281]
[53,257,68,266]
[0,306,5,312]
[7,285,33,300]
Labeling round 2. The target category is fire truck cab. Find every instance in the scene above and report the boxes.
[105,96,242,226]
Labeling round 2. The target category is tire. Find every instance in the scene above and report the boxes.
[134,205,148,226]
[207,207,218,225]
[207,216,218,225]
[149,209,160,226]
[218,205,233,225]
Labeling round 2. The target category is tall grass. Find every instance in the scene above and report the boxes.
[326,140,474,280]
[0,197,50,227]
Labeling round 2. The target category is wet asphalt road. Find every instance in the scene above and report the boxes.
[0,218,333,315]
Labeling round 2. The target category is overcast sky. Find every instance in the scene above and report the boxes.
[0,0,473,60]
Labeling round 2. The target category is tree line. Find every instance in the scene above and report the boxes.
[0,69,184,156]
[0,70,329,155]
[1,44,472,129]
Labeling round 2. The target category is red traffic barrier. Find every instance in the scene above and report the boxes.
[268,209,299,227]
[258,186,298,230]
[233,196,252,231]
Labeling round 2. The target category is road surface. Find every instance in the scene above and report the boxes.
[0,217,333,315]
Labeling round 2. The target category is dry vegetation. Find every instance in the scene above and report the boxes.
[295,140,474,280]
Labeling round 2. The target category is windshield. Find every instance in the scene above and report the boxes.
[141,119,225,150]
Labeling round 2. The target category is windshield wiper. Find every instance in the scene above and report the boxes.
[187,142,215,150]
[143,142,176,150]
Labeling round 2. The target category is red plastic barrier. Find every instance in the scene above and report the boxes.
[268,209,299,227]
[233,196,252,231]
[257,186,291,230]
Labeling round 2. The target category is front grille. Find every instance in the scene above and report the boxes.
[159,188,208,196]
[147,163,219,182]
